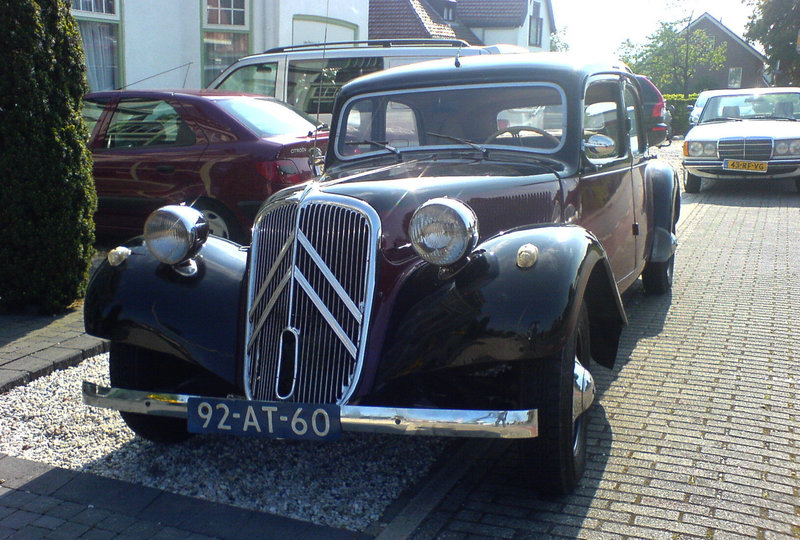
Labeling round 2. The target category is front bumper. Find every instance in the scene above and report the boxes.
[82,381,539,439]
[683,159,800,180]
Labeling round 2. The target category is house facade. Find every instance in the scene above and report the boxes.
[70,0,553,93]
[369,0,555,51]
[70,0,369,91]
[686,12,767,91]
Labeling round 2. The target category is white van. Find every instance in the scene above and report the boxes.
[208,39,524,123]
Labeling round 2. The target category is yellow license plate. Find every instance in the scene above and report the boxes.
[723,160,768,173]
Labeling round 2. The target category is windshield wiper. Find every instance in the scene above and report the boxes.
[426,132,489,158]
[752,114,796,121]
[345,139,402,158]
[703,117,743,123]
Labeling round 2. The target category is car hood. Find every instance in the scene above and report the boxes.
[687,119,800,140]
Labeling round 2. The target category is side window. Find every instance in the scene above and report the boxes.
[583,80,622,163]
[624,83,643,155]
[82,99,108,139]
[287,57,384,116]
[384,101,419,148]
[341,99,376,156]
[216,62,278,96]
[105,99,195,149]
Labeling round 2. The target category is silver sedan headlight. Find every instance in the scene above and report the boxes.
[685,140,717,158]
[144,205,209,266]
[409,198,478,266]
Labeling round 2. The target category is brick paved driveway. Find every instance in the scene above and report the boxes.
[407,145,800,539]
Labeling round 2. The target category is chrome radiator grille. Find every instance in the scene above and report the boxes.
[245,194,377,404]
[718,137,773,161]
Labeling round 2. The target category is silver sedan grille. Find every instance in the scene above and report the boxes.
[245,193,378,404]
[718,137,773,161]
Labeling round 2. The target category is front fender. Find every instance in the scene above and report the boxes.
[84,236,247,387]
[646,159,680,263]
[375,225,626,389]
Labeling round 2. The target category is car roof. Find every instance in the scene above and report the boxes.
[699,87,800,98]
[84,89,270,100]
[335,52,631,100]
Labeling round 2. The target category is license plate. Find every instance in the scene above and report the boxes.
[187,397,341,441]
[723,159,768,173]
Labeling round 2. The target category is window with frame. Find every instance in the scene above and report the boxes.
[104,99,195,149]
[528,2,543,48]
[728,67,743,88]
[623,83,643,155]
[203,0,250,87]
[71,0,120,91]
[583,80,623,163]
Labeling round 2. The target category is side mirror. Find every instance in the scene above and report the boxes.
[584,134,616,159]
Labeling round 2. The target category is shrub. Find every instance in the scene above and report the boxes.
[664,93,699,136]
[0,0,96,314]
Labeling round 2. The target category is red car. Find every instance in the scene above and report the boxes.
[82,90,328,242]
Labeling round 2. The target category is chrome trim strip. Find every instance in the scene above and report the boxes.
[82,381,538,439]
[293,266,358,358]
[296,230,362,323]
[248,232,295,321]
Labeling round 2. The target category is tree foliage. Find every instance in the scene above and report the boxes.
[0,0,96,314]
[619,18,727,96]
[745,0,800,85]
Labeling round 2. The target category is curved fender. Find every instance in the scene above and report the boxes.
[84,237,248,387]
[646,159,680,263]
[377,225,627,386]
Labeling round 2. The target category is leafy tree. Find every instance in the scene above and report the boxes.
[0,0,96,314]
[745,0,800,85]
[550,29,569,52]
[619,18,727,96]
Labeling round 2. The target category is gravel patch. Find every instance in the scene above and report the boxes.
[0,354,449,532]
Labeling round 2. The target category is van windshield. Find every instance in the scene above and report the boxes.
[215,62,279,97]
[337,84,566,159]
[287,57,384,116]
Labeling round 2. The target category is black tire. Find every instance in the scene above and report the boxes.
[519,303,591,496]
[684,173,701,193]
[109,342,192,444]
[192,199,245,243]
[642,254,674,294]
[795,178,800,192]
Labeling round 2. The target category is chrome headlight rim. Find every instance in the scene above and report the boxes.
[774,138,800,157]
[409,198,479,267]
[143,205,209,266]
[686,140,717,158]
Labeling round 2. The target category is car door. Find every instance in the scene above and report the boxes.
[91,96,207,235]
[576,75,639,290]
[623,77,652,280]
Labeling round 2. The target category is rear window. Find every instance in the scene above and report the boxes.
[636,77,661,102]
[214,97,318,138]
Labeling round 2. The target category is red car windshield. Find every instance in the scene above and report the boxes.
[215,97,321,138]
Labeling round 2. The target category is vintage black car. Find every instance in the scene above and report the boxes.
[83,53,680,495]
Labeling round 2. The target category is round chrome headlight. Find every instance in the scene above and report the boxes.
[144,205,209,265]
[409,198,478,266]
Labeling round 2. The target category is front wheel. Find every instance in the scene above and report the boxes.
[192,199,245,243]
[519,303,591,496]
[109,343,192,444]
[684,172,701,193]
[642,253,675,294]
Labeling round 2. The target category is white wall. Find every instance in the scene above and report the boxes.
[122,0,202,89]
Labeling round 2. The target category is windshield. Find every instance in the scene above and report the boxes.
[335,84,565,159]
[214,97,320,137]
[699,92,800,123]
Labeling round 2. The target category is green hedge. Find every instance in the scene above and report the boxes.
[0,0,97,314]
[664,93,699,137]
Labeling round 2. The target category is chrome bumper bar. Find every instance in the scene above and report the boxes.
[82,381,538,439]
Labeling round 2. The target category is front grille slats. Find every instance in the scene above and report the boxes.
[718,137,773,161]
[245,194,376,405]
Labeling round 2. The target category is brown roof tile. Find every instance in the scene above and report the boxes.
[456,0,527,27]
